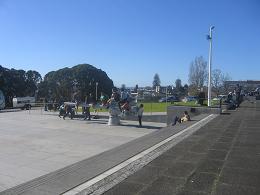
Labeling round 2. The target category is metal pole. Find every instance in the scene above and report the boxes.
[96,82,98,101]
[166,88,168,109]
[208,26,214,107]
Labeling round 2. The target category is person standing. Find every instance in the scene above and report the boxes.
[83,95,91,120]
[137,104,144,127]
[63,104,73,120]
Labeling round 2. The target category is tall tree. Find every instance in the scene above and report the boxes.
[188,56,207,89]
[222,73,232,93]
[0,65,42,106]
[153,73,161,89]
[212,69,223,90]
[38,64,114,102]
[25,70,42,96]
[212,69,232,94]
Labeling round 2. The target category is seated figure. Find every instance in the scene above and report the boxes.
[172,111,191,126]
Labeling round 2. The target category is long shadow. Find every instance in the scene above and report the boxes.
[0,109,23,113]
[120,123,162,130]
[221,112,231,115]
[83,121,108,125]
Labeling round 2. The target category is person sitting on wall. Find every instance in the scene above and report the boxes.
[172,111,191,126]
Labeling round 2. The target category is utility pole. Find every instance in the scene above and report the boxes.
[207,26,215,107]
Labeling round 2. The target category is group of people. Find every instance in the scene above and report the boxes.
[106,87,144,127]
[58,88,145,127]
[225,85,243,109]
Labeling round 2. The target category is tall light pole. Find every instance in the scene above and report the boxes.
[207,26,215,107]
[95,82,99,101]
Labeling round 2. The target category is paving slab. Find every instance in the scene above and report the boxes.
[0,110,208,195]
[3,99,259,195]
[100,100,260,195]
[0,109,163,192]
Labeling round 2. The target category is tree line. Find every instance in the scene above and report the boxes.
[0,65,42,106]
[0,64,114,107]
[1,57,231,107]
[38,64,114,103]
[152,56,231,97]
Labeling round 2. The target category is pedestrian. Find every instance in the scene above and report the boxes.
[63,104,73,120]
[138,104,144,127]
[83,96,91,120]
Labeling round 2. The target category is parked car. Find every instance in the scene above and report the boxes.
[182,96,198,102]
[212,95,227,101]
[158,96,179,102]
[13,96,35,110]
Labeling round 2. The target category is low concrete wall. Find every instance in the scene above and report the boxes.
[167,105,221,125]
[74,113,167,123]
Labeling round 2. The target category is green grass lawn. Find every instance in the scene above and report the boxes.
[141,100,220,112]
[75,100,220,113]
[141,101,199,112]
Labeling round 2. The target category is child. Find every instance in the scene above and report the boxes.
[138,104,144,127]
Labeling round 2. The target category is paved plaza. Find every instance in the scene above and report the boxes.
[1,99,259,195]
[103,100,260,195]
[0,109,164,192]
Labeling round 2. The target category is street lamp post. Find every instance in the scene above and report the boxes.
[207,26,215,107]
[95,82,99,101]
[166,87,168,107]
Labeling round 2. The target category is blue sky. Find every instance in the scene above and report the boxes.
[0,0,259,87]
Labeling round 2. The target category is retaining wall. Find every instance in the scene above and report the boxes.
[167,105,221,125]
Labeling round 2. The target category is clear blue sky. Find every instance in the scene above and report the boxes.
[0,0,259,87]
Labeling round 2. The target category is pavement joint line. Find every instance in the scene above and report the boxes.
[62,114,217,195]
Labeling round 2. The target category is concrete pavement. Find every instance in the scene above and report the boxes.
[103,100,260,195]
[0,111,208,194]
[0,109,163,192]
[1,99,259,195]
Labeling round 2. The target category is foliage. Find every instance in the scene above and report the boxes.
[188,56,207,92]
[0,65,42,106]
[38,64,114,102]
[212,69,232,95]
[152,73,161,88]
[212,69,222,89]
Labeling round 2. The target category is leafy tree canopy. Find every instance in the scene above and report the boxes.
[38,64,114,102]
[0,65,42,106]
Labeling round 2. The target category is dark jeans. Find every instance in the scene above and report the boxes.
[172,116,181,126]
[138,115,142,126]
[63,110,74,119]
